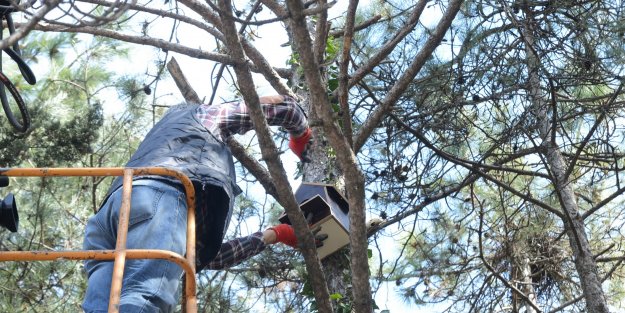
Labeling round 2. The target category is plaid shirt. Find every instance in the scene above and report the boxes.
[205,232,266,270]
[197,95,308,141]
[196,95,307,269]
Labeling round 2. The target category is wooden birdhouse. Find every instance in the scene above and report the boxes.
[279,182,350,259]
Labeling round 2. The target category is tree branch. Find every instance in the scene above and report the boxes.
[0,0,62,51]
[166,57,201,103]
[329,14,382,38]
[353,0,464,153]
[346,0,428,89]
[389,113,565,219]
[337,0,359,148]
[563,82,625,182]
[33,24,234,64]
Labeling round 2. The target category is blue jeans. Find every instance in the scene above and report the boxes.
[82,180,188,313]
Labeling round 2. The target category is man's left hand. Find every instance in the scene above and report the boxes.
[289,127,313,162]
[265,223,328,248]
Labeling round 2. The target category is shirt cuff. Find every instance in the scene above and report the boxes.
[252,231,268,248]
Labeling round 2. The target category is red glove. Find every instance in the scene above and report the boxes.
[288,127,312,161]
[269,224,298,248]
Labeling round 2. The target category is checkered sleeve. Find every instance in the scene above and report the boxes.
[204,232,267,270]
[197,95,308,140]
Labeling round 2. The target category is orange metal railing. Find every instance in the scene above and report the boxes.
[0,167,198,313]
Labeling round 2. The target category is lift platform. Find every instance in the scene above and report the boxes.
[0,167,199,312]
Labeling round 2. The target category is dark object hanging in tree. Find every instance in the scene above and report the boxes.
[0,0,37,133]
[0,176,18,232]
[0,193,18,232]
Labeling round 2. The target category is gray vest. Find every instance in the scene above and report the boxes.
[106,103,242,268]
[107,104,241,197]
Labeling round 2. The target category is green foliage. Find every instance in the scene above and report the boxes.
[325,36,339,63]
[287,51,300,67]
[354,0,625,311]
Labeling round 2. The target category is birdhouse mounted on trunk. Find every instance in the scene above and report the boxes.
[279,182,350,259]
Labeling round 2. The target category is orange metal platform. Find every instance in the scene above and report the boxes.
[0,167,198,313]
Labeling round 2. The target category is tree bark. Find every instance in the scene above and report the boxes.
[523,12,609,313]
[284,0,372,311]
[215,0,333,312]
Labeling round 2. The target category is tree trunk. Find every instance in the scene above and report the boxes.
[283,6,353,303]
[539,141,609,313]
[523,11,609,312]
[299,126,353,305]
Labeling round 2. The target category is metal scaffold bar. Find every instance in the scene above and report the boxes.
[0,167,198,313]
